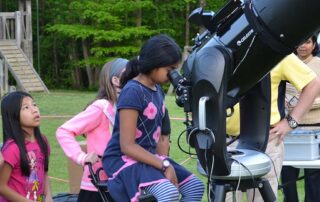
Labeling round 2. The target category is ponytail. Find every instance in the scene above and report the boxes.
[120,57,140,88]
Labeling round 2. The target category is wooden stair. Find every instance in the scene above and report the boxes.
[0,40,49,93]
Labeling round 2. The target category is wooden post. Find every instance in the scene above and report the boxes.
[4,59,8,94]
[0,58,3,97]
[18,0,24,44]
[15,11,21,47]
[25,0,32,42]
[1,16,6,39]
[18,0,33,64]
[0,15,3,39]
[0,58,8,97]
[25,0,33,64]
[18,0,24,40]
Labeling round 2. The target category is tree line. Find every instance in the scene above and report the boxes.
[1,0,226,90]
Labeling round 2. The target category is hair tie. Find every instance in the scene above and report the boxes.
[109,58,128,80]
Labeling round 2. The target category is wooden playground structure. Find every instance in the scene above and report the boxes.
[0,0,49,97]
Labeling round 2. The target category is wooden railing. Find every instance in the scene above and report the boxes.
[0,9,34,96]
[0,11,25,47]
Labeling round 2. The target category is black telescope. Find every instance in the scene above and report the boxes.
[185,0,320,99]
[169,0,320,201]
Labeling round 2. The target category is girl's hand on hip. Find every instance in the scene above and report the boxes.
[84,152,99,164]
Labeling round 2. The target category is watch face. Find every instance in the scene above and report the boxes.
[286,115,298,129]
[163,160,170,167]
[290,120,298,128]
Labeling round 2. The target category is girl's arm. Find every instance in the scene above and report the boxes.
[156,135,170,156]
[120,109,178,186]
[0,163,32,202]
[44,174,53,202]
[56,104,105,165]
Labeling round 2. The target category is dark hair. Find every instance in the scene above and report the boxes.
[311,35,319,56]
[295,34,319,56]
[1,91,49,176]
[120,34,182,87]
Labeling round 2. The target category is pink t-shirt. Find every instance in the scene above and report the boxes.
[0,139,49,202]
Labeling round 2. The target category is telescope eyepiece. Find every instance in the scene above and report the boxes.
[168,70,185,88]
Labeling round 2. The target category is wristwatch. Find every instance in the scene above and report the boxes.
[162,159,170,172]
[286,114,298,129]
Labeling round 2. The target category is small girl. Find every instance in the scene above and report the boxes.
[56,58,128,202]
[0,91,52,202]
[102,34,205,202]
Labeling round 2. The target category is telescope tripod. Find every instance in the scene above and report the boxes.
[211,178,276,202]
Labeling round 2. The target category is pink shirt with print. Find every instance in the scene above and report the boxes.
[0,139,49,202]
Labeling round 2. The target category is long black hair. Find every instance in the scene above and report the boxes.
[1,91,49,176]
[120,34,182,88]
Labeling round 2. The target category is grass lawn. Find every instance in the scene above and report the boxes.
[0,90,305,201]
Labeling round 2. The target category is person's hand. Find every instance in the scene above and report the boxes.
[163,165,178,188]
[84,152,99,165]
[45,196,53,202]
[269,119,292,145]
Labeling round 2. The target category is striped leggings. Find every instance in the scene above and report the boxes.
[144,176,204,202]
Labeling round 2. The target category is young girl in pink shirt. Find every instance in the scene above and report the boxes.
[56,58,128,202]
[0,91,52,202]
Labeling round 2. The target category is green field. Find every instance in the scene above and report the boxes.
[0,90,305,201]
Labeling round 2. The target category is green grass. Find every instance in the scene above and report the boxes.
[0,90,305,201]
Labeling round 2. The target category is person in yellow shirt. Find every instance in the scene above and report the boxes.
[282,35,320,202]
[226,53,320,201]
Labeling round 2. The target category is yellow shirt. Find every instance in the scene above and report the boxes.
[227,53,316,136]
[286,56,320,125]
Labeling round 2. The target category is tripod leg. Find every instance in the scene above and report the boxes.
[258,179,276,202]
[231,190,238,202]
[213,184,227,202]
